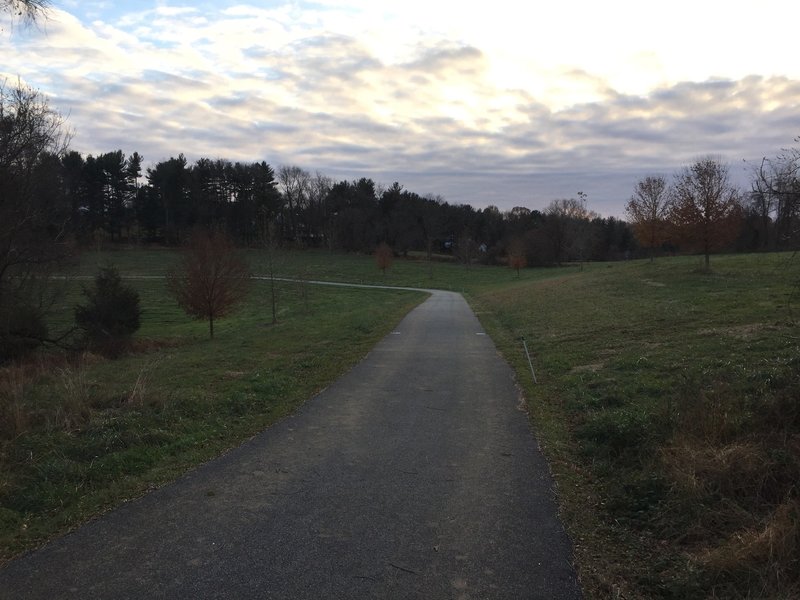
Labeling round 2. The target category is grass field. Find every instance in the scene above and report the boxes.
[0,250,426,562]
[71,245,569,290]
[2,247,799,598]
[469,253,800,599]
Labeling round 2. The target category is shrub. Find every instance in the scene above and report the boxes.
[75,266,141,354]
[0,303,48,362]
[166,229,250,338]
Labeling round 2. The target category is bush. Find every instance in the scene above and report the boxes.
[0,303,48,362]
[75,266,141,354]
[576,405,660,459]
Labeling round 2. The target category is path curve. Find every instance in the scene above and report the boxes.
[0,288,581,599]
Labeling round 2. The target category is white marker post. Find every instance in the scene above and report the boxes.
[522,337,537,384]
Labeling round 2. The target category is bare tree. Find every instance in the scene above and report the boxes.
[750,146,800,249]
[277,165,310,243]
[626,175,670,262]
[545,197,596,266]
[167,229,251,338]
[375,242,393,275]
[258,215,282,325]
[307,171,332,246]
[421,194,445,278]
[1,0,51,27]
[1,81,72,359]
[669,158,743,270]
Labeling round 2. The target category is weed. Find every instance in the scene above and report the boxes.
[126,357,161,406]
[53,360,91,431]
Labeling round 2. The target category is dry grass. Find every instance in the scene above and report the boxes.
[699,500,800,597]
[54,360,93,431]
[468,252,800,598]
[126,357,161,405]
[1,353,100,438]
[0,367,27,441]
[663,439,768,501]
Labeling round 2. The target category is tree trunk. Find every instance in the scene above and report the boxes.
[209,314,214,338]
[270,273,277,325]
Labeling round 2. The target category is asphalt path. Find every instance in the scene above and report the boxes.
[0,289,581,599]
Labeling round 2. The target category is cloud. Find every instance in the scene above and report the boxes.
[2,3,800,216]
[401,45,484,75]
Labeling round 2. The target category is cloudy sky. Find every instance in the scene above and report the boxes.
[2,1,799,215]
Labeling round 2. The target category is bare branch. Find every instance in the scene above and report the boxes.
[1,0,52,29]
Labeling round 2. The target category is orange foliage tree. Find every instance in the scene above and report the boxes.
[626,175,670,262]
[375,242,393,275]
[167,229,251,338]
[668,158,743,270]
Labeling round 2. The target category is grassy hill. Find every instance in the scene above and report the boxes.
[469,253,799,598]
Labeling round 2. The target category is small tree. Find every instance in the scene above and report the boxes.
[75,266,141,353]
[375,242,393,275]
[626,175,670,262]
[167,229,250,338]
[1,82,72,361]
[259,215,281,325]
[669,158,743,270]
[507,237,527,277]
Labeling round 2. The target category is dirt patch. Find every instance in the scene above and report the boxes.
[571,362,604,374]
[642,279,666,287]
[698,323,782,340]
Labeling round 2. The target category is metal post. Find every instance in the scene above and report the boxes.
[522,338,537,384]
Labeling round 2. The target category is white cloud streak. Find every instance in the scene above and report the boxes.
[1,1,799,215]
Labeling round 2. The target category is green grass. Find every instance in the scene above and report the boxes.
[468,253,800,599]
[4,247,799,598]
[74,245,574,292]
[0,256,426,562]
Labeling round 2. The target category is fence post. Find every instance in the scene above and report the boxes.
[522,337,537,384]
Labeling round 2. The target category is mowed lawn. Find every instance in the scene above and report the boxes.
[0,249,426,562]
[469,253,800,599]
[3,247,798,598]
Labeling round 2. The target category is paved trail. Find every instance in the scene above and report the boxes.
[0,290,581,599]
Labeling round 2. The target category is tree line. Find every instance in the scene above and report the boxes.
[21,142,637,265]
[625,150,800,269]
[4,82,800,272]
[3,81,800,360]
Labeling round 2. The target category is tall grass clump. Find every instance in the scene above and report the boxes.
[0,367,28,441]
[53,360,93,431]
